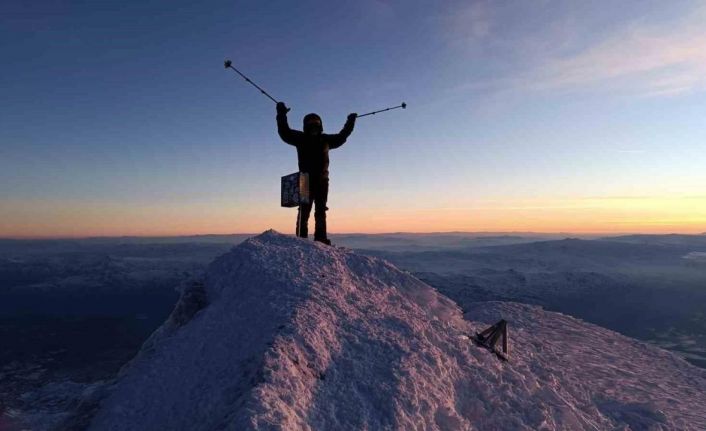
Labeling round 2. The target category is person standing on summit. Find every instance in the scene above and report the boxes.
[276,102,356,245]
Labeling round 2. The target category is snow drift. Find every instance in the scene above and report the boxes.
[77,231,705,430]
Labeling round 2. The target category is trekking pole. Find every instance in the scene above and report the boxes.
[224,59,279,104]
[356,102,406,118]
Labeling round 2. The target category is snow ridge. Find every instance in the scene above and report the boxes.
[83,231,706,430]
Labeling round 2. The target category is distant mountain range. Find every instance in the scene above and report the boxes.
[52,231,706,431]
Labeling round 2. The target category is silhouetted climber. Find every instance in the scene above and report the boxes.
[276,102,356,245]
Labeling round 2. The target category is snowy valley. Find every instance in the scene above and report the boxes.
[1,232,705,430]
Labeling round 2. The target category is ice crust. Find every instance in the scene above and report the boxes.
[86,231,706,430]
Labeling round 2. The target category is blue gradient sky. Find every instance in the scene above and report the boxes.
[1,0,705,236]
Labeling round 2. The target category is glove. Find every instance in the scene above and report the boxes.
[347,113,357,122]
[276,102,290,115]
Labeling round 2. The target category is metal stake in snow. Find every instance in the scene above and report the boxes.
[224,59,279,104]
[474,319,509,361]
[356,102,407,118]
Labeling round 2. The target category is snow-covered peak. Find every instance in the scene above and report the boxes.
[79,231,706,430]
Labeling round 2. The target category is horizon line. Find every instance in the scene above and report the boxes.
[1,230,704,241]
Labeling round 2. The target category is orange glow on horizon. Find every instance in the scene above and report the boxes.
[1,195,704,238]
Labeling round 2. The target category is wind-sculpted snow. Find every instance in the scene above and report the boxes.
[81,231,706,430]
[468,302,706,429]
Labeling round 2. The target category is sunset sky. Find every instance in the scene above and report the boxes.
[1,0,705,237]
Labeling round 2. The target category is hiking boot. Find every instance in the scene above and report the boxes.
[314,237,332,246]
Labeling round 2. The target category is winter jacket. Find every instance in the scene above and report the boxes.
[277,113,355,178]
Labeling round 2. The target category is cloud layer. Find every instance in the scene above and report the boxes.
[450,1,706,97]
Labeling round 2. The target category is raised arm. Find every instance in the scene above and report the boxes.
[276,102,302,145]
[328,113,357,149]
